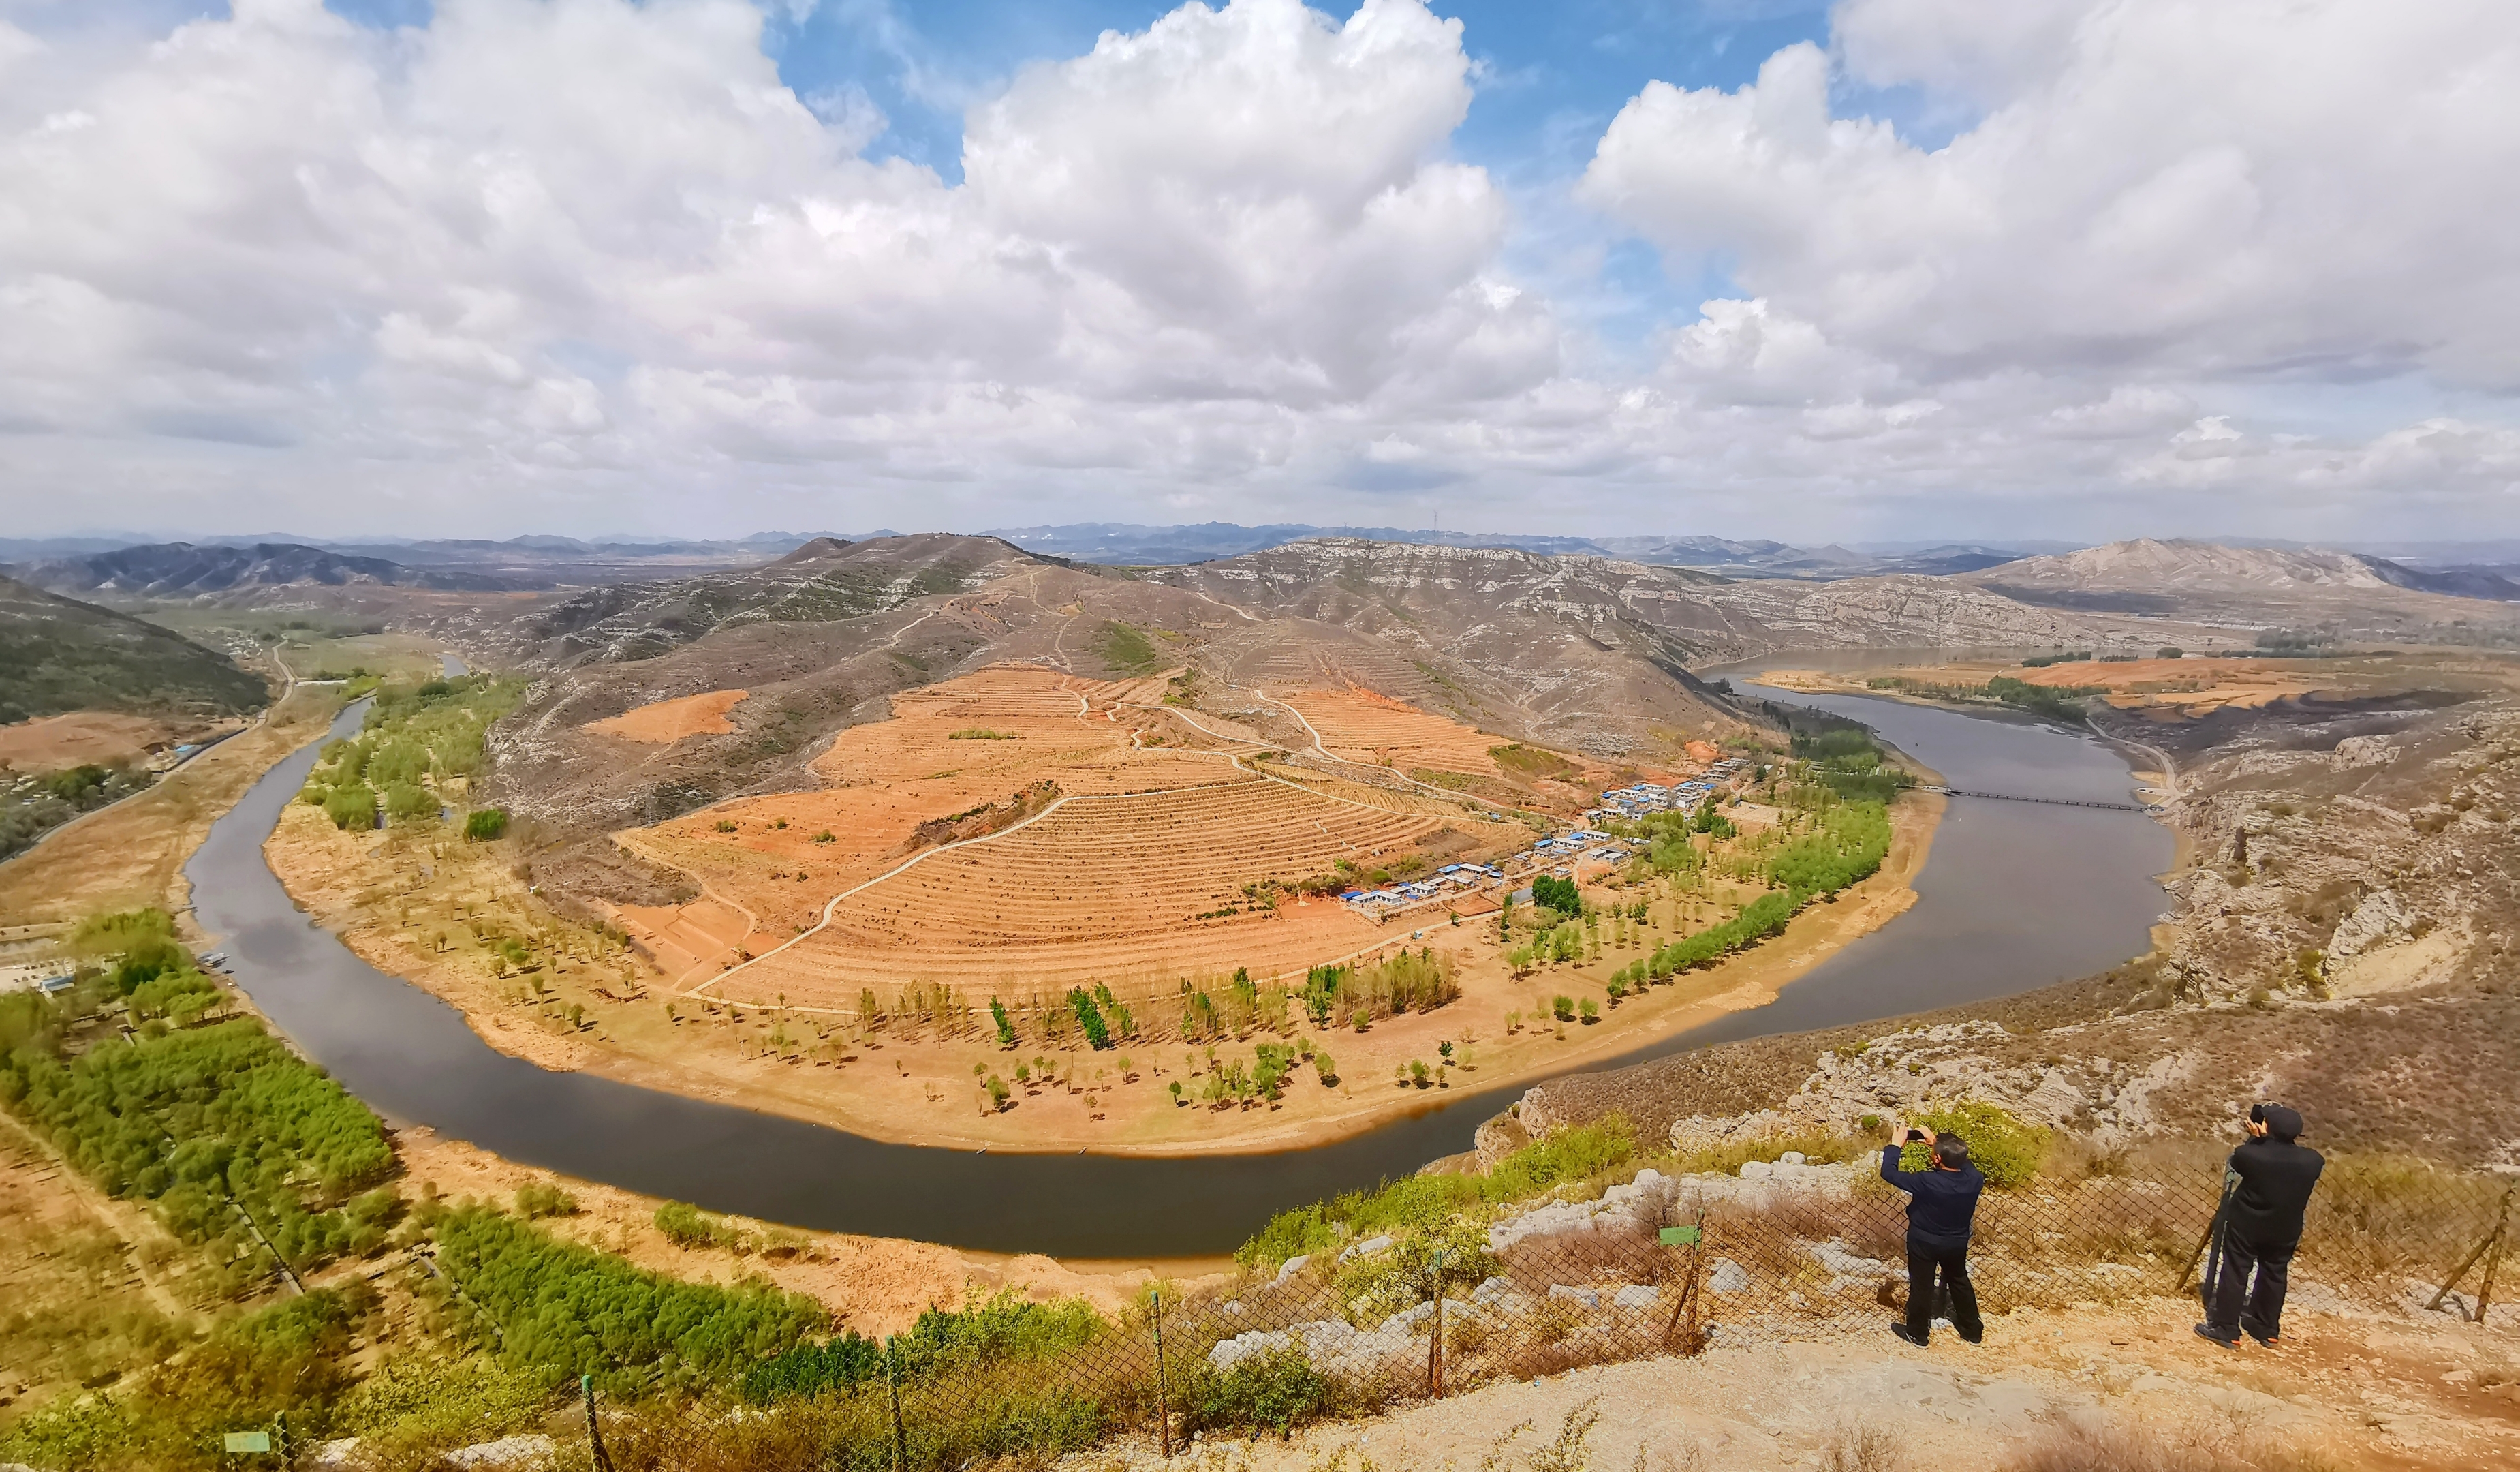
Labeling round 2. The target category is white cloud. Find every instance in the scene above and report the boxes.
[1584,0,2520,390]
[0,0,2512,540]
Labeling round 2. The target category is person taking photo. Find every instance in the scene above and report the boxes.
[1881,1118,1986,1347]
[2197,1102,2324,1348]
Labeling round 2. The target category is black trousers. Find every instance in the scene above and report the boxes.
[2206,1230,2297,1341]
[1906,1234,1982,1341]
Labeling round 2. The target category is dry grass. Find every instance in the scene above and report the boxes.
[0,687,338,925]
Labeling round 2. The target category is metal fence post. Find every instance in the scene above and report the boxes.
[1152,1288,1172,1458]
[2179,1174,2236,1293]
[2430,1184,2514,1319]
[1428,1250,1446,1398]
[885,1337,907,1472]
[580,1374,613,1472]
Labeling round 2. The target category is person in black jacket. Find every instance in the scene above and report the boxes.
[2198,1103,2326,1347]
[1881,1119,1986,1347]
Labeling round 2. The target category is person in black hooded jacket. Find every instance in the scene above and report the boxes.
[2197,1103,2324,1348]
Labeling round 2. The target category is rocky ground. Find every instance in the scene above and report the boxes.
[1515,684,2520,1165]
[1104,1295,2520,1472]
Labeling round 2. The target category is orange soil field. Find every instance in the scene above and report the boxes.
[719,776,1440,1007]
[605,664,1523,1003]
[0,711,183,773]
[583,688,749,743]
[1279,688,1509,776]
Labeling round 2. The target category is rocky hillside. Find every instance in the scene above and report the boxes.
[12,541,523,600]
[0,576,272,726]
[1963,538,2520,630]
[1506,677,2520,1165]
[1156,538,2170,710]
[498,534,1046,668]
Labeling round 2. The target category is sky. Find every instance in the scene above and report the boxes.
[1,0,2515,544]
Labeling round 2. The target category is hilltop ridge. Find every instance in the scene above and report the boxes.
[1965,537,2520,624]
[12,540,528,599]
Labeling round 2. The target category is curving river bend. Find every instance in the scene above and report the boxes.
[187,669,2171,1259]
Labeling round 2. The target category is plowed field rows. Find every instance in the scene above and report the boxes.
[734,898,1378,1008]
[1263,762,1478,817]
[1281,690,1504,777]
[715,775,1450,1005]
[602,664,1519,1005]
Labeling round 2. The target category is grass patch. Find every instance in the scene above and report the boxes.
[948,728,1022,741]
[1096,622,1162,677]
[1489,743,1575,779]
[1236,1116,1635,1270]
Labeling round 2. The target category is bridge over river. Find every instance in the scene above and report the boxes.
[1916,784,2156,814]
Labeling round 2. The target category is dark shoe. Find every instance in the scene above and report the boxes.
[1959,1327,1985,1345]
[2240,1317,2280,1346]
[2194,1323,2240,1348]
[1891,1323,1929,1348]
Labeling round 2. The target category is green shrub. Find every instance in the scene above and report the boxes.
[384,782,437,822]
[432,1207,824,1392]
[1188,1347,1341,1438]
[1236,1116,1634,1270]
[464,808,508,842]
[332,1351,556,1464]
[743,1330,886,1400]
[514,1182,578,1218]
[1911,1101,2048,1187]
[655,1199,726,1248]
[322,783,378,830]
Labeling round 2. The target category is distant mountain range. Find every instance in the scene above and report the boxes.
[7,525,2519,596]
[10,542,527,598]
[979,522,2056,576]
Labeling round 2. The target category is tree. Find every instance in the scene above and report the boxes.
[1530,874,1579,915]
[1066,988,1112,1049]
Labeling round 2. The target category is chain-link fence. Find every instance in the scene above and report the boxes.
[551,1154,2513,1472]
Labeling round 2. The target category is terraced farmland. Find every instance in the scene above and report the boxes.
[1280,688,1513,778]
[604,663,1520,1003]
[716,772,1484,1007]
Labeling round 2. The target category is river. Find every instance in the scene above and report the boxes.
[187,666,2169,1259]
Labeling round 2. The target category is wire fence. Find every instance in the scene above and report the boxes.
[549,1154,2515,1472]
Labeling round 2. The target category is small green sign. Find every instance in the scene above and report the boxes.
[1659,1226,1702,1246]
[223,1431,273,1454]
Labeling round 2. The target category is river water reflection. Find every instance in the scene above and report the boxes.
[189,675,2169,1259]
